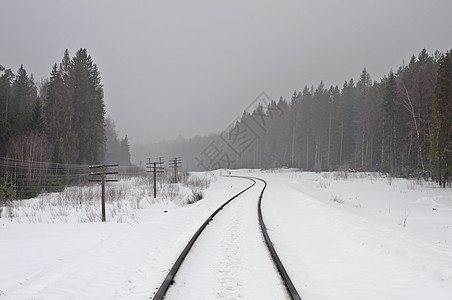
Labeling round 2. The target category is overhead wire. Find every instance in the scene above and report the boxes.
[0,157,153,196]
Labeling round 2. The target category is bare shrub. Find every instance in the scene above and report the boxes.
[398,209,410,227]
[6,206,16,221]
[354,200,362,208]
[84,205,99,223]
[330,195,344,204]
[49,206,69,223]
[332,171,349,180]
[187,189,204,205]
[321,172,331,179]
[183,173,211,190]
[319,180,330,188]
[24,209,41,223]
[166,184,180,200]
[386,175,393,186]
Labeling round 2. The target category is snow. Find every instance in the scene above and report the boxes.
[1,170,451,299]
[164,178,287,299]
[259,171,452,299]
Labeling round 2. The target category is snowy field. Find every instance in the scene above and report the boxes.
[1,170,451,299]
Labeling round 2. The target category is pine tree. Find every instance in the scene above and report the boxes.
[301,86,314,169]
[328,85,341,169]
[355,68,372,170]
[430,50,452,187]
[397,49,437,174]
[381,71,398,174]
[338,79,356,167]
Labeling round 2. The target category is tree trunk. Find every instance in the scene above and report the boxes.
[306,128,309,169]
[340,120,344,165]
[5,89,9,121]
[381,123,385,171]
[291,127,295,167]
[327,114,332,170]
[402,83,425,172]
[361,131,365,170]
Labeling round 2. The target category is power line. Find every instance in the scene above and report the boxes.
[0,157,90,168]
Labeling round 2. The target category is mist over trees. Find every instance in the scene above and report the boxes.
[105,116,131,166]
[1,47,450,200]
[0,49,130,198]
[134,48,451,186]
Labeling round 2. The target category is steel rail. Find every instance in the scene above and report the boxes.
[253,176,302,300]
[151,177,256,300]
[151,175,302,300]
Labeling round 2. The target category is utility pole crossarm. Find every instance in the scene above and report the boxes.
[88,164,119,222]
[89,164,119,169]
[169,157,182,183]
[147,157,165,198]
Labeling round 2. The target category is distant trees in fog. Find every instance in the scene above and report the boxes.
[138,48,451,186]
[105,116,131,166]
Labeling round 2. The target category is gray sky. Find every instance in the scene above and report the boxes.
[2,0,451,144]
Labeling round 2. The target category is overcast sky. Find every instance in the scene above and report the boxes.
[2,0,451,144]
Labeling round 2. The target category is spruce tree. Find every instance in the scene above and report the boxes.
[120,135,131,166]
[430,50,452,187]
[10,65,36,135]
[12,65,36,104]
[45,62,77,163]
[70,49,106,164]
[30,99,46,133]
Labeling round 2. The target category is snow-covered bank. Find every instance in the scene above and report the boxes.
[0,172,250,299]
[257,171,452,299]
[1,173,213,224]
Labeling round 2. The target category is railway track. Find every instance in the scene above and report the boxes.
[151,175,301,300]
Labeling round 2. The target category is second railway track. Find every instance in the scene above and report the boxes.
[151,175,301,300]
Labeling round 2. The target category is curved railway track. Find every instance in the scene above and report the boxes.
[151,175,301,300]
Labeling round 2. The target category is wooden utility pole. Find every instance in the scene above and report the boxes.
[146,157,164,198]
[169,157,181,183]
[89,164,118,222]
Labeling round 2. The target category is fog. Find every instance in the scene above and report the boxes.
[2,0,451,144]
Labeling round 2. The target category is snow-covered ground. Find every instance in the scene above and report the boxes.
[259,170,452,299]
[1,170,451,299]
[164,178,288,300]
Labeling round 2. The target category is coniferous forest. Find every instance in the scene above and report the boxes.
[1,48,451,200]
[134,49,452,187]
[0,49,131,199]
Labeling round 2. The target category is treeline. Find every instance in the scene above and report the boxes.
[238,49,451,185]
[0,49,130,199]
[134,49,451,186]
